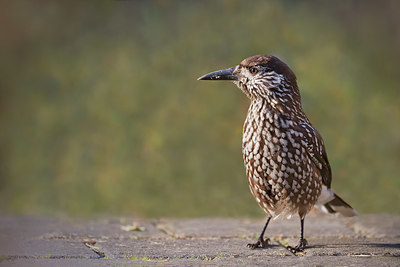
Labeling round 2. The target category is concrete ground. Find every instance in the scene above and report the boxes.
[0,213,399,266]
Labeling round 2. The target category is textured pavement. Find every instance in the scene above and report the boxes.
[0,213,399,266]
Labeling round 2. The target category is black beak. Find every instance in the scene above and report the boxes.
[197,66,238,81]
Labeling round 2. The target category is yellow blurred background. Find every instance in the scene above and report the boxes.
[0,0,399,217]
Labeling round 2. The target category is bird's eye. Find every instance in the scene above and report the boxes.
[249,67,258,74]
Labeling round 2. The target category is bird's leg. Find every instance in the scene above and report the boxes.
[247,216,271,249]
[288,217,308,253]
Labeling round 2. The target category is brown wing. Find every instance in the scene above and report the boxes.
[295,123,332,188]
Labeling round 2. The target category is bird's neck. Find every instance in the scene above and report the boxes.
[248,98,309,126]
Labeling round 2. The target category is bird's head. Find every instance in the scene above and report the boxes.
[198,55,301,111]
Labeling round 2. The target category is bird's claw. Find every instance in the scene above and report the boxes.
[247,237,270,249]
[287,238,308,253]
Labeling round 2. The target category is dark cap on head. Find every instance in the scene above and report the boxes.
[239,55,297,85]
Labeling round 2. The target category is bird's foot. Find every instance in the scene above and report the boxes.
[247,237,270,249]
[287,238,308,253]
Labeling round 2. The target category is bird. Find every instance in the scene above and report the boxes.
[198,54,357,252]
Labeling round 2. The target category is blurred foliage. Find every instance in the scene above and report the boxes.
[0,0,399,217]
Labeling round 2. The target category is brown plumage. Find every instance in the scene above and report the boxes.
[198,54,356,252]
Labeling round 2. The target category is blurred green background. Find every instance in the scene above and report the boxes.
[1,0,399,218]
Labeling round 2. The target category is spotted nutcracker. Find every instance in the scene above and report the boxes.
[198,54,356,252]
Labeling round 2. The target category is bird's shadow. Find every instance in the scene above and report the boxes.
[306,242,400,249]
[255,244,281,250]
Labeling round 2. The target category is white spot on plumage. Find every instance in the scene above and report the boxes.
[280,138,288,146]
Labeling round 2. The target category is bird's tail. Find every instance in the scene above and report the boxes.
[318,193,357,217]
